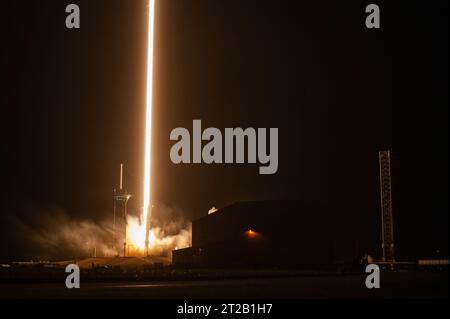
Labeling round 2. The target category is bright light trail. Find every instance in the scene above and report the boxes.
[143,0,155,250]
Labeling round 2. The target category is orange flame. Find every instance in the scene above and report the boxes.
[125,0,155,254]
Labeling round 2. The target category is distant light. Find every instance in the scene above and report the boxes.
[245,229,261,238]
[208,206,218,214]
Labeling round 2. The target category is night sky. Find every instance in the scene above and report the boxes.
[0,0,448,261]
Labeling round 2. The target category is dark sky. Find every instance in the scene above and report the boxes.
[0,0,448,260]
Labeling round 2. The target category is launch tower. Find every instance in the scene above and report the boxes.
[113,163,132,256]
[378,151,395,262]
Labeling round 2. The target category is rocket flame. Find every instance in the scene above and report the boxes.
[125,212,190,257]
[126,215,156,253]
[124,1,190,257]
[143,0,155,249]
[125,0,155,253]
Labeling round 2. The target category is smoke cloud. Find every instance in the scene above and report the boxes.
[10,203,191,260]
[147,202,192,256]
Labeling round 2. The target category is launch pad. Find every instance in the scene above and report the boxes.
[63,256,171,270]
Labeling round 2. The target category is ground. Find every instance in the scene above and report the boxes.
[0,271,447,299]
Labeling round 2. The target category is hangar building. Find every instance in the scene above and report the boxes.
[173,200,357,269]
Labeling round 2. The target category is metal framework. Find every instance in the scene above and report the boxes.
[113,164,131,256]
[378,151,395,262]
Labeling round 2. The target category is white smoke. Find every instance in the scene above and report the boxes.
[125,203,191,257]
[13,203,191,260]
[146,202,192,257]
[13,207,116,259]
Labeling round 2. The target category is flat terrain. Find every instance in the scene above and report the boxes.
[55,256,171,269]
[0,271,447,299]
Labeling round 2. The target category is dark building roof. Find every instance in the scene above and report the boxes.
[174,200,358,268]
[193,200,333,247]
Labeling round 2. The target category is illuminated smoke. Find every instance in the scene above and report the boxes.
[14,203,191,259]
[12,207,117,259]
[126,203,191,257]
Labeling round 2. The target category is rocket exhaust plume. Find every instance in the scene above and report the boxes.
[125,1,190,256]
[143,0,155,253]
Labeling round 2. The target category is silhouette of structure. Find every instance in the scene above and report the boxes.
[379,151,395,262]
[113,163,131,256]
[173,200,357,269]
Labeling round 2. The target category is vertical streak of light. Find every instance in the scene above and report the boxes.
[143,0,155,248]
